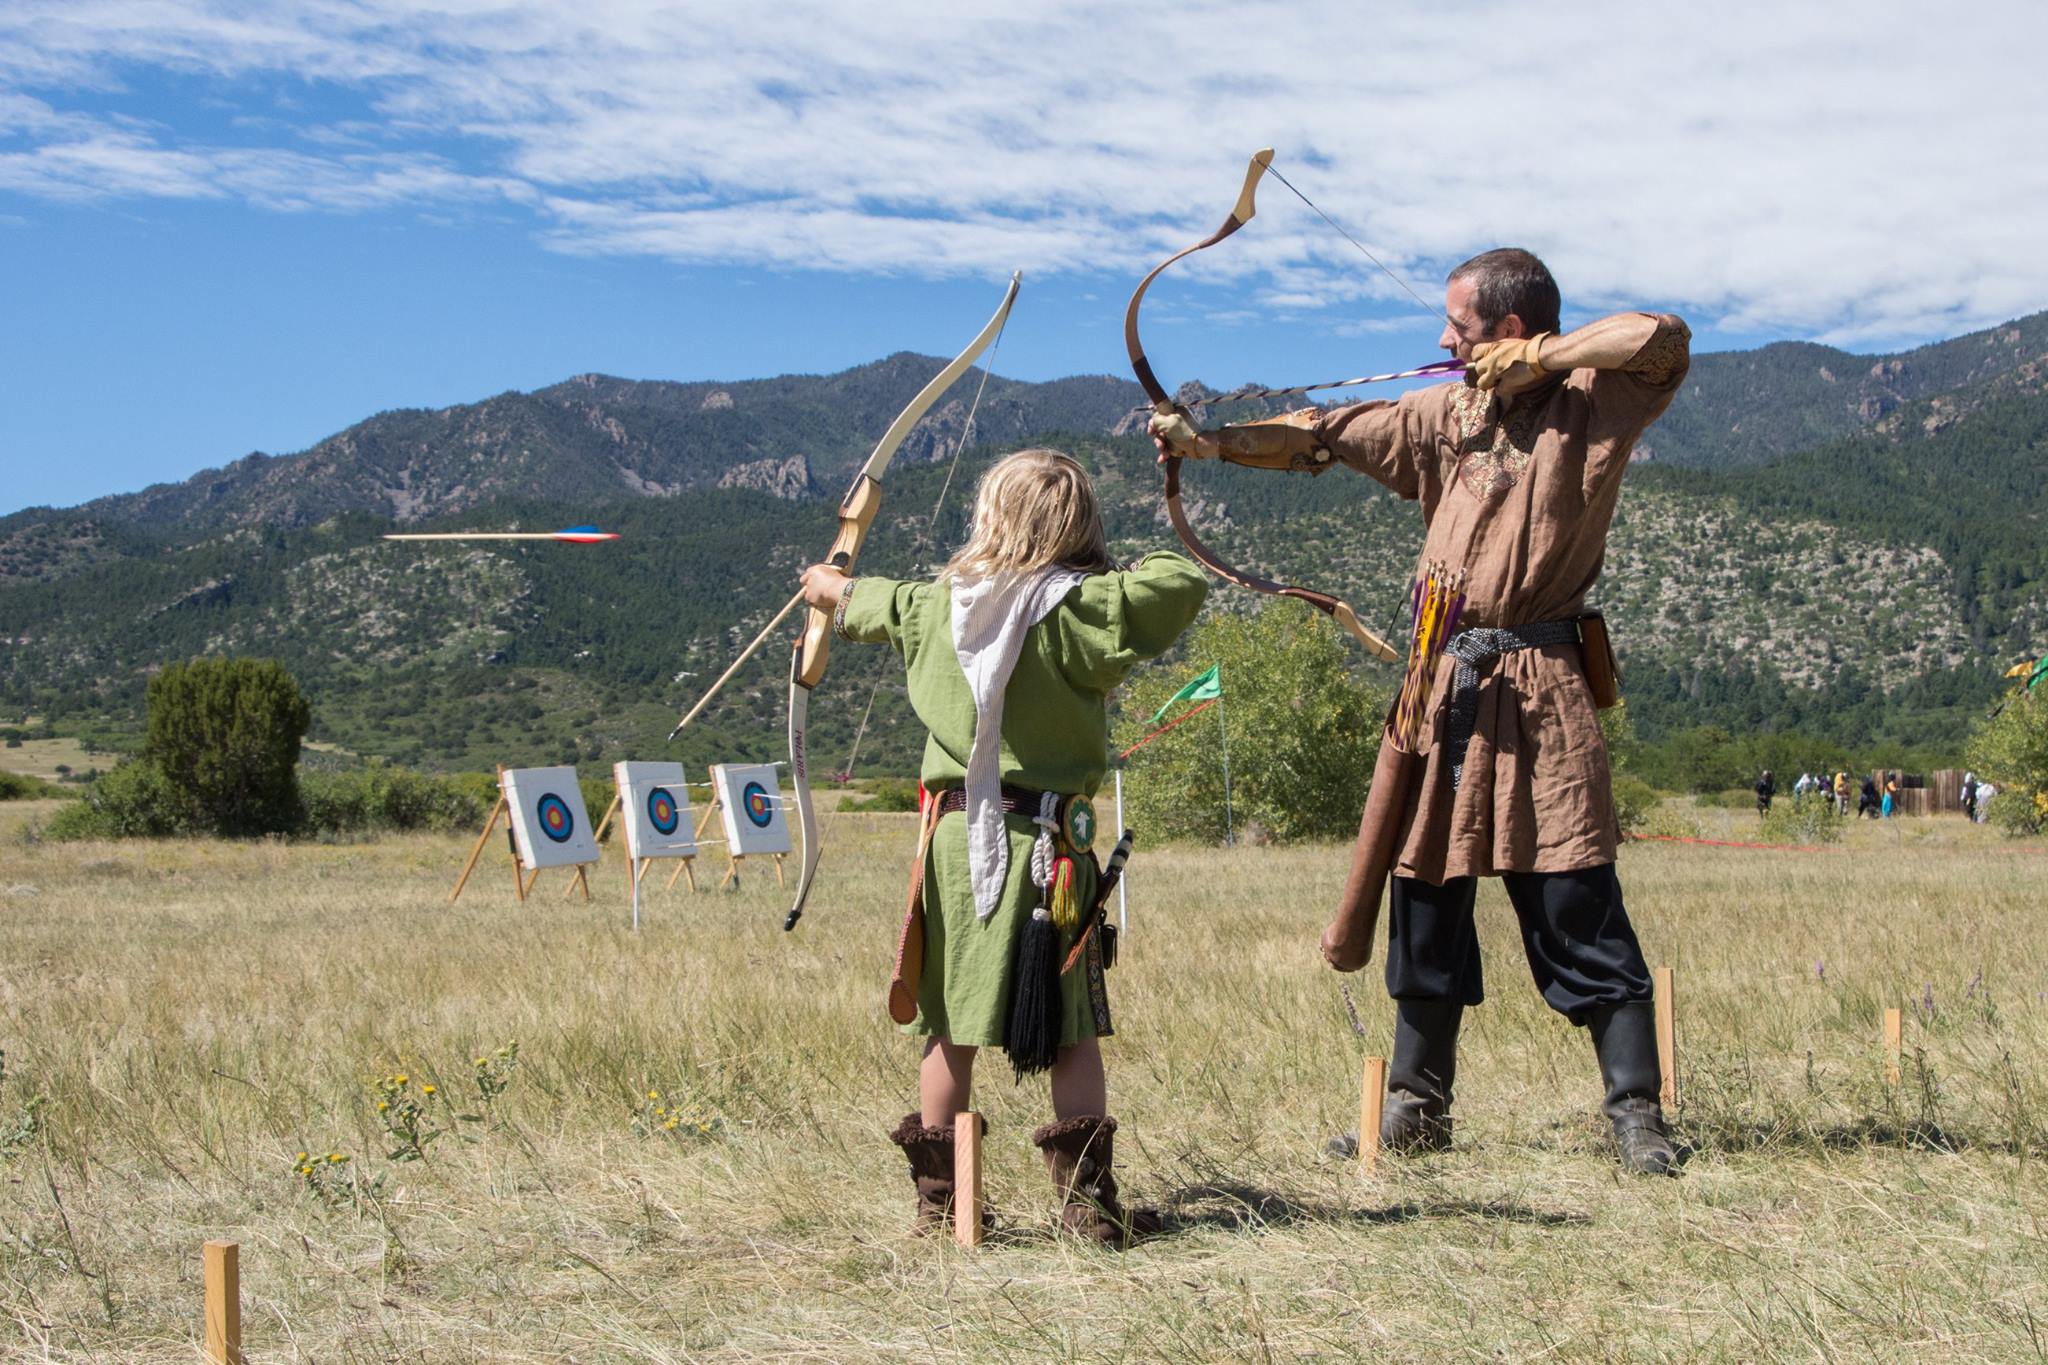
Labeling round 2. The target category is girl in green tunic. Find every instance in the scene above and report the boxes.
[798,448,1205,1244]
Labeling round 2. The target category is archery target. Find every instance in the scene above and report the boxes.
[503,766,600,870]
[614,761,699,861]
[710,762,791,856]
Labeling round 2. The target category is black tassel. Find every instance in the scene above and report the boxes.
[1004,906,1063,1079]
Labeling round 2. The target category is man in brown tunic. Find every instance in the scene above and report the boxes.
[1151,248,1689,1174]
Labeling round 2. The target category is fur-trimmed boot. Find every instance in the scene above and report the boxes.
[888,1112,987,1234]
[1588,1001,1678,1176]
[1031,1115,1162,1248]
[1327,999,1462,1158]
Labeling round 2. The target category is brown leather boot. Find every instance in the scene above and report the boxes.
[1031,1115,1162,1248]
[888,1112,987,1234]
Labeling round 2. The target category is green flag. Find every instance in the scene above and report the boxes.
[1152,664,1222,724]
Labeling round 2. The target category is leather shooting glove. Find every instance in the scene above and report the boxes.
[1146,404,1206,460]
[1468,332,1552,392]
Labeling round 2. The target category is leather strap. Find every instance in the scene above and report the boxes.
[930,783,1057,818]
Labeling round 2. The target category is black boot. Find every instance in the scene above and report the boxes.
[1327,999,1462,1158]
[1588,1001,1677,1176]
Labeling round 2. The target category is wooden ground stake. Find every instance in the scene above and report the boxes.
[203,1239,240,1364]
[954,1110,983,1249]
[1884,1007,1903,1085]
[447,791,507,903]
[1359,1055,1386,1176]
[1653,966,1678,1110]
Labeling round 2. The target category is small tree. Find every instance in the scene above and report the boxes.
[144,658,311,836]
[1112,602,1392,844]
[1966,684,2048,835]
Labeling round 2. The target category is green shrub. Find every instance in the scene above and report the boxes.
[0,769,69,801]
[1756,799,1846,846]
[298,766,495,837]
[842,778,920,813]
[1610,774,1663,837]
[45,760,189,839]
[144,658,311,836]
[1966,686,2047,837]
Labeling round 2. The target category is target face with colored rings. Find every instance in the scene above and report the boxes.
[535,793,576,843]
[646,787,681,836]
[742,780,774,827]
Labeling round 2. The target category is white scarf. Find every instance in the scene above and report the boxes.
[950,566,1087,919]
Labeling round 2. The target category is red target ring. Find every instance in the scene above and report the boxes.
[647,787,681,836]
[536,793,575,843]
[742,780,773,828]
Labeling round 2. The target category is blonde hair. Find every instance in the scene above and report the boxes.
[942,448,1115,582]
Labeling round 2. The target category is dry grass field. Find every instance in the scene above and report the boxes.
[0,798,2044,1362]
[0,739,118,785]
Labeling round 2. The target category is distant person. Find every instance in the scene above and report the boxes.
[1154,248,1692,1177]
[1834,770,1851,817]
[1754,769,1776,816]
[1975,781,1997,823]
[1859,776,1880,819]
[1962,771,1978,821]
[803,448,1205,1245]
[1882,774,1898,818]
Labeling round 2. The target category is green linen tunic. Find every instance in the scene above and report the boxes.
[839,553,1208,1046]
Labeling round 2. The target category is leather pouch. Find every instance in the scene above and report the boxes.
[1579,611,1621,710]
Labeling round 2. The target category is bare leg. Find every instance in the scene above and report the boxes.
[919,1037,977,1127]
[1049,1036,1107,1119]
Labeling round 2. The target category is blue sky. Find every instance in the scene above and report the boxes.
[3,1,2043,514]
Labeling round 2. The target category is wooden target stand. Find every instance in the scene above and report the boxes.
[682,784,786,892]
[583,790,714,904]
[447,766,593,905]
[576,780,784,904]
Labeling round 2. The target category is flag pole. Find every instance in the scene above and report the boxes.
[1216,664,1235,846]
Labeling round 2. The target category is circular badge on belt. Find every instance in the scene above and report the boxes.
[1059,795,1097,854]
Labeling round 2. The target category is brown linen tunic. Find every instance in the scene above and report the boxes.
[1308,314,1690,882]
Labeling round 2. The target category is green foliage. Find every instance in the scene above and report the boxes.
[299,765,494,837]
[1609,774,1662,837]
[144,658,310,836]
[1112,602,1392,844]
[1757,798,1847,846]
[44,759,189,839]
[1966,689,2048,835]
[0,768,69,800]
[841,778,920,813]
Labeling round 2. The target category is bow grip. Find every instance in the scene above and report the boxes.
[793,474,883,690]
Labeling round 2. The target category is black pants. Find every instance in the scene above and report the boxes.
[1384,863,1651,1025]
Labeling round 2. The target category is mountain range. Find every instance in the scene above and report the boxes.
[3,311,2044,777]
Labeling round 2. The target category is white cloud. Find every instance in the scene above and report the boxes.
[1,0,2043,342]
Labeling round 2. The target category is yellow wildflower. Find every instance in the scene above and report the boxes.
[297,1151,309,1161]
[377,1100,389,1112]
[422,1084,436,1096]
[647,1089,660,1100]
[475,1058,488,1067]
[328,1153,344,1163]
[395,1073,408,1085]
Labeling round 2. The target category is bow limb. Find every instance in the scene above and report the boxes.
[1123,149,1399,665]
[783,271,1023,932]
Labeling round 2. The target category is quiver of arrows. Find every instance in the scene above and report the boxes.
[1392,561,1466,753]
